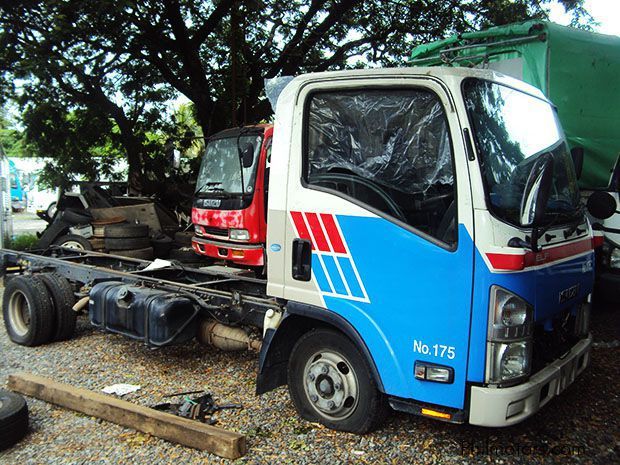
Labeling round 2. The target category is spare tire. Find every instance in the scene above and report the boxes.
[108,247,154,260]
[53,234,93,251]
[104,236,151,251]
[2,275,54,346]
[104,224,149,239]
[0,390,29,451]
[170,246,198,261]
[174,231,194,247]
[39,273,77,342]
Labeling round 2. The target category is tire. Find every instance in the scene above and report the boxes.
[46,202,57,219]
[174,231,194,247]
[89,238,105,250]
[287,328,387,433]
[170,246,198,261]
[104,236,151,250]
[108,247,154,260]
[38,273,77,342]
[104,224,149,239]
[61,208,92,225]
[0,389,29,451]
[2,275,54,346]
[53,234,93,251]
[92,225,106,238]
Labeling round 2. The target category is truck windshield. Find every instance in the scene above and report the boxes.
[195,135,262,196]
[463,79,580,227]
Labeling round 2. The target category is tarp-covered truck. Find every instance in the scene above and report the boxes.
[410,20,620,301]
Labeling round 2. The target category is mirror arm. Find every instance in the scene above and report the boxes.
[592,222,620,234]
[507,232,540,252]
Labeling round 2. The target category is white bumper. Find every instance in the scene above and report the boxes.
[469,335,592,427]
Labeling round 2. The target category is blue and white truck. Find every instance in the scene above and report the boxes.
[1,67,613,433]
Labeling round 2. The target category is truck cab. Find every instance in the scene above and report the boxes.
[191,124,273,268]
[259,67,597,430]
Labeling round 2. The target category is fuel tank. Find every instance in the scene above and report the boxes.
[89,282,198,347]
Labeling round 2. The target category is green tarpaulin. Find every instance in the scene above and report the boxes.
[410,20,620,189]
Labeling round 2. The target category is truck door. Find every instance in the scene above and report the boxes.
[281,76,476,409]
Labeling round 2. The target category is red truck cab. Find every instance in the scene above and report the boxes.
[191,124,273,268]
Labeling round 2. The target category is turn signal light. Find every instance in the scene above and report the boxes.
[421,408,452,420]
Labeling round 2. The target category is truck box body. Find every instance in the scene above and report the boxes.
[410,20,620,190]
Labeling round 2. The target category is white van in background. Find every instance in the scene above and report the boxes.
[9,158,59,216]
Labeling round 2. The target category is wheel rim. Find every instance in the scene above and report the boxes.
[8,289,31,337]
[303,350,359,421]
[61,240,85,250]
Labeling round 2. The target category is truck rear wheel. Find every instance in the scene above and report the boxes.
[39,273,77,341]
[2,276,54,346]
[287,328,387,433]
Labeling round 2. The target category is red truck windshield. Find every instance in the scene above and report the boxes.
[196,135,263,196]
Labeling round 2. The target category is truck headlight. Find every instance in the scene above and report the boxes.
[611,248,620,269]
[488,286,533,341]
[487,341,532,384]
[229,228,249,241]
[194,225,203,236]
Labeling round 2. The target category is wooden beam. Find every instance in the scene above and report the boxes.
[8,372,246,459]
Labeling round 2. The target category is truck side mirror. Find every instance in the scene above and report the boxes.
[520,154,554,227]
[570,146,584,180]
[241,144,254,168]
[587,191,617,220]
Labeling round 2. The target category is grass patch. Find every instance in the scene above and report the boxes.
[8,233,38,250]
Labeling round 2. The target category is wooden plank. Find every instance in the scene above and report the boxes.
[8,372,246,459]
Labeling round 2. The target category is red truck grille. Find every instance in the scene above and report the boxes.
[203,226,228,237]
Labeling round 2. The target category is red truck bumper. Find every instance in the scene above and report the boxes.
[192,236,264,266]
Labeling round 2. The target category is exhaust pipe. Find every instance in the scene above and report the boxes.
[197,319,262,352]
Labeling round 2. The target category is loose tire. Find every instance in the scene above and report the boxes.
[104,224,149,239]
[38,273,77,341]
[287,328,387,433]
[2,275,54,346]
[46,202,57,219]
[174,231,194,247]
[104,236,151,250]
[108,247,154,260]
[170,246,198,261]
[0,389,29,451]
[53,234,93,251]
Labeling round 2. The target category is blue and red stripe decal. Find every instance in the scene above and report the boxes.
[290,211,369,302]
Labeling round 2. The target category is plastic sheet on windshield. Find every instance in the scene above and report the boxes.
[306,89,453,194]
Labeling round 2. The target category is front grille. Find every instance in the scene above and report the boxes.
[203,226,228,237]
[531,311,579,375]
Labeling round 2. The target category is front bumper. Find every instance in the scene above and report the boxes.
[192,236,264,266]
[469,335,591,427]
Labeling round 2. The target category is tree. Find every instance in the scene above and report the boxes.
[0,0,591,192]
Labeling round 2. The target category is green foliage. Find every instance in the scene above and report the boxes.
[0,109,30,158]
[8,233,38,251]
[0,0,593,197]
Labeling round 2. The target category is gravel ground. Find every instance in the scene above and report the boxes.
[0,295,618,465]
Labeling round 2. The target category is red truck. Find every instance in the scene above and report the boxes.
[191,124,273,269]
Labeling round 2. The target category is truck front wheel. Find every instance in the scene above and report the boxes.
[287,328,386,433]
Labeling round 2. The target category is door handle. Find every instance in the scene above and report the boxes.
[292,238,312,281]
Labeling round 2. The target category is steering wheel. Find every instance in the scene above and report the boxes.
[311,172,408,223]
